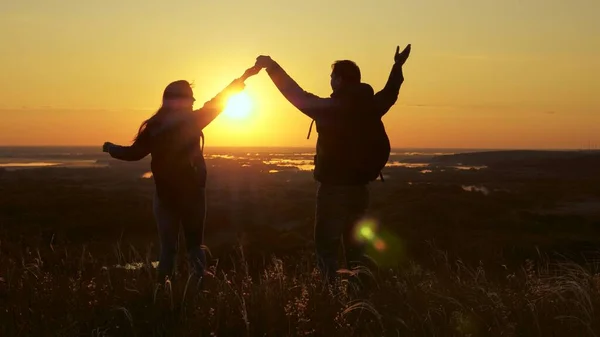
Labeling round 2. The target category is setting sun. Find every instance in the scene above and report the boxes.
[223,92,253,120]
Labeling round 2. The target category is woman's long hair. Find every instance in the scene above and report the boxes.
[134,80,194,142]
[134,106,170,142]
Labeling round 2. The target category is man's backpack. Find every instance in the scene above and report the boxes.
[307,119,391,182]
[357,119,391,182]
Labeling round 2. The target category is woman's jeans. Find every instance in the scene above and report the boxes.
[153,189,206,281]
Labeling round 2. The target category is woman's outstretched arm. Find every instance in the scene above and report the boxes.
[103,138,150,161]
[192,77,247,130]
[151,66,260,135]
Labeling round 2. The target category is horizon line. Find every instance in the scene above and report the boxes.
[0,145,592,152]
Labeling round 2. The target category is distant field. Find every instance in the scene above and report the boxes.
[1,152,600,335]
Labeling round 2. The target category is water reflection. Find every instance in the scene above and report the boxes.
[0,162,59,168]
[0,160,106,170]
[391,151,455,156]
[453,165,487,170]
[386,162,428,168]
[198,153,487,174]
[207,154,235,160]
[262,159,314,171]
[462,185,490,195]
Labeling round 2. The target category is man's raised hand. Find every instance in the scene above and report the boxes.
[394,44,411,66]
[255,55,274,69]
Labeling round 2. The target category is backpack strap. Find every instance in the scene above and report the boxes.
[200,131,205,152]
[306,120,315,139]
[189,131,205,172]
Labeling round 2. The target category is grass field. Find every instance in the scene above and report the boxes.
[2,156,600,336]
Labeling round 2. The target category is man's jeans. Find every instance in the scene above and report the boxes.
[315,183,369,282]
[153,190,206,281]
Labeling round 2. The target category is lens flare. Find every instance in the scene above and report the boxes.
[360,226,375,241]
[355,219,388,251]
[374,238,387,251]
[354,219,377,243]
[366,230,407,267]
[353,218,407,265]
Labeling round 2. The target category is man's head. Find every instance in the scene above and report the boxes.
[330,60,361,91]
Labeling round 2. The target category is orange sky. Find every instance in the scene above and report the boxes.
[1,1,599,149]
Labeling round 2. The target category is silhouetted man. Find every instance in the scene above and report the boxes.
[255,44,411,285]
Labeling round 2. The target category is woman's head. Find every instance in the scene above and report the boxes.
[162,80,195,111]
[134,80,195,142]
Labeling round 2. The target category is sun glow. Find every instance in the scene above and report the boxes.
[223,92,253,120]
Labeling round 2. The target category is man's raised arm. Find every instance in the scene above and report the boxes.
[374,44,411,117]
[257,56,333,119]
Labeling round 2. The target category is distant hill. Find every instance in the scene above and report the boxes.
[431,150,600,173]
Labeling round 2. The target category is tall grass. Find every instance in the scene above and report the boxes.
[1,240,600,336]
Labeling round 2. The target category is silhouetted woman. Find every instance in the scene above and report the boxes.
[103,66,259,281]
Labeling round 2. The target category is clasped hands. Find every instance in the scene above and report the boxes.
[233,43,411,94]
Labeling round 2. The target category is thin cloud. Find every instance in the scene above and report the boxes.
[401,104,559,115]
[0,107,149,113]
[449,54,492,61]
[401,103,513,110]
